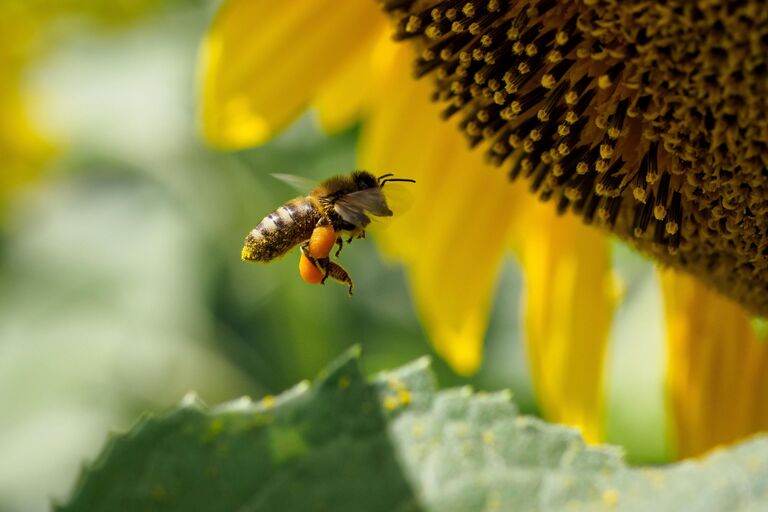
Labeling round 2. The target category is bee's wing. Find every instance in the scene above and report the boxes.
[334,188,393,227]
[378,181,414,217]
[271,173,318,194]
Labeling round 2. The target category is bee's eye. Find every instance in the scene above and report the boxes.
[356,174,378,189]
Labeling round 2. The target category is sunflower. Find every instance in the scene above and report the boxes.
[199,0,768,457]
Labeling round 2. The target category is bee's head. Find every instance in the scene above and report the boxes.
[352,171,379,190]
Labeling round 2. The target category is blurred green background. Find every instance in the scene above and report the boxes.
[0,2,670,511]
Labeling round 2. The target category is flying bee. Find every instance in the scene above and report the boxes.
[241,170,415,294]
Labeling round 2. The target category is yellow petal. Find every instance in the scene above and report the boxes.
[199,0,382,149]
[313,22,388,133]
[0,77,53,214]
[661,269,768,458]
[360,46,522,375]
[515,200,615,443]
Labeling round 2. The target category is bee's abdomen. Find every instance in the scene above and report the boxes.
[242,197,321,262]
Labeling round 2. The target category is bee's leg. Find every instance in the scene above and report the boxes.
[345,230,366,244]
[304,246,331,285]
[324,261,354,296]
[319,261,330,285]
[303,242,352,294]
[334,237,344,258]
[300,243,330,283]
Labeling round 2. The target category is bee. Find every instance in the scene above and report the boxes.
[241,171,415,294]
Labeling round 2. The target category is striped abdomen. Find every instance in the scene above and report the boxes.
[241,197,322,262]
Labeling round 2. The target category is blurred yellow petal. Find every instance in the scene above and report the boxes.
[516,201,615,443]
[199,0,383,149]
[0,21,54,213]
[0,85,53,201]
[360,46,522,375]
[313,21,388,133]
[661,270,768,458]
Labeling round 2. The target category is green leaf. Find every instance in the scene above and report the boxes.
[58,347,768,511]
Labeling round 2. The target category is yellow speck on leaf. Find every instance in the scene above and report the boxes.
[397,389,412,405]
[383,395,399,411]
[601,489,619,508]
[338,376,350,389]
[260,395,275,409]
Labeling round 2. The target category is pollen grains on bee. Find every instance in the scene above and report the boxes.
[309,225,337,259]
[299,252,325,284]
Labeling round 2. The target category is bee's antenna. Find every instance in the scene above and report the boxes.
[380,178,416,187]
[377,173,395,182]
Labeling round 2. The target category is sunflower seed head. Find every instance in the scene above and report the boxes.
[389,0,768,315]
